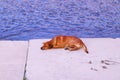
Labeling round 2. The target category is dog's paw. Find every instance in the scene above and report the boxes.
[64,47,69,50]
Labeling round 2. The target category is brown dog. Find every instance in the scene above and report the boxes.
[41,35,88,53]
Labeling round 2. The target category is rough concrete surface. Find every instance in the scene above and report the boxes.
[26,38,120,80]
[0,41,28,80]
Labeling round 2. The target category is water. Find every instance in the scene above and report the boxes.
[0,0,120,40]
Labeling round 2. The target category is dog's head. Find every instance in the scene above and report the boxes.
[41,41,53,50]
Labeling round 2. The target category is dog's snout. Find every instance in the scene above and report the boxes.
[41,47,44,50]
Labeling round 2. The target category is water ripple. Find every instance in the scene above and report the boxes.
[0,0,120,40]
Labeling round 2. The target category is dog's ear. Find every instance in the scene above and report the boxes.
[49,44,53,49]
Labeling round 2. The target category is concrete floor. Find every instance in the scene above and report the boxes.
[0,41,28,80]
[26,38,120,80]
[0,38,120,80]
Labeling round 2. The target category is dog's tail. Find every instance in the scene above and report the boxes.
[82,43,89,54]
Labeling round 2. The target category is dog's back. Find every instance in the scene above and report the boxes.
[51,35,69,48]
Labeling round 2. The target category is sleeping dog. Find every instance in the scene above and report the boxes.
[41,35,89,53]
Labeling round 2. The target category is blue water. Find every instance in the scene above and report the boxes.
[0,0,120,40]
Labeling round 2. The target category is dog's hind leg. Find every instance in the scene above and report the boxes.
[65,45,80,51]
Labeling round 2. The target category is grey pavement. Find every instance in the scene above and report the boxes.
[0,41,28,80]
[26,38,120,80]
[0,38,120,80]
